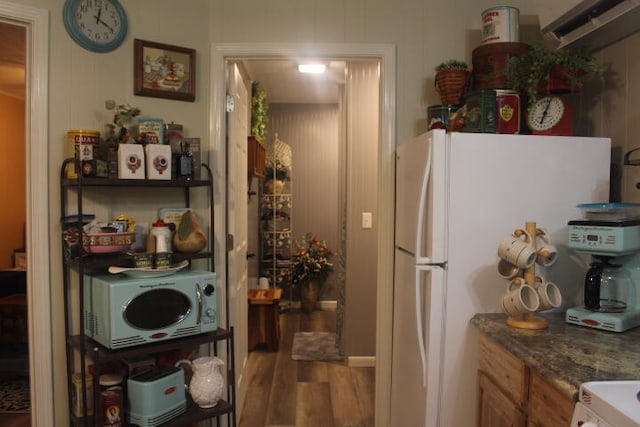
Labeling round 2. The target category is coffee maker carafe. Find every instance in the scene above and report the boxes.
[566,217,640,332]
[584,257,630,313]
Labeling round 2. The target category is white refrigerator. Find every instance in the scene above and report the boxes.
[391,129,611,426]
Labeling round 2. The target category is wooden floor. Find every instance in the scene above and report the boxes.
[239,308,375,427]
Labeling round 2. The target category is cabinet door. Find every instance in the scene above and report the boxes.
[527,371,574,427]
[478,372,526,427]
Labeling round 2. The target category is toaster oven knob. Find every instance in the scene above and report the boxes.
[204,284,215,296]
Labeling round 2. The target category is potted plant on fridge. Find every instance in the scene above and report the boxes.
[507,42,605,108]
[434,59,471,106]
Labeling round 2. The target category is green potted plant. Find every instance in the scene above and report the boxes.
[434,59,471,105]
[250,81,269,145]
[291,233,333,313]
[507,42,605,108]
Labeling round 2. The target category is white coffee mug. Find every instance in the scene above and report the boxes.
[497,230,537,269]
[258,277,269,290]
[498,259,520,279]
[535,229,559,266]
[500,283,540,317]
[536,280,562,311]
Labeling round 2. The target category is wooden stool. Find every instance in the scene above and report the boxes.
[248,288,282,351]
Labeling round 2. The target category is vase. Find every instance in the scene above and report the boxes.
[300,281,320,313]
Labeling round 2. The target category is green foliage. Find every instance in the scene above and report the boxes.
[507,42,605,107]
[435,59,469,72]
[251,81,269,143]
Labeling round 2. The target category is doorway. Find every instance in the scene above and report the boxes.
[210,43,396,425]
[0,2,52,426]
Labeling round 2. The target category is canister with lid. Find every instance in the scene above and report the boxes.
[67,129,100,178]
[99,373,124,427]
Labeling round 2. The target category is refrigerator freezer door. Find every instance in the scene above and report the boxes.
[391,249,445,427]
[395,130,448,264]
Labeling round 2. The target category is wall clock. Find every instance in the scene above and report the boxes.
[63,0,128,53]
[526,95,574,136]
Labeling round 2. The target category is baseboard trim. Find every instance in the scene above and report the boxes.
[318,300,337,310]
[347,356,376,368]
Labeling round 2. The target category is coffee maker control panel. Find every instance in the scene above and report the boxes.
[567,221,640,256]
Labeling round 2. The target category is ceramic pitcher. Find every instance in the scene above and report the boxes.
[175,356,224,408]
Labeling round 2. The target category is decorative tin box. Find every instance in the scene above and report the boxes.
[117,144,145,179]
[145,144,172,180]
[461,90,497,133]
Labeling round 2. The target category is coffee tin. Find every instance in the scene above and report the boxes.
[67,129,100,178]
[481,6,519,44]
[427,104,459,130]
[495,90,520,134]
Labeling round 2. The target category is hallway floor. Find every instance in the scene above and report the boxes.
[239,308,375,427]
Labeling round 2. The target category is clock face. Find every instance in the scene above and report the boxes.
[527,96,565,132]
[63,0,128,53]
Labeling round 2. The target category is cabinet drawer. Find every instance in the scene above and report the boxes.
[527,371,574,427]
[478,332,528,405]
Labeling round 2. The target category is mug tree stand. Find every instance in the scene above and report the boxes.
[506,221,549,330]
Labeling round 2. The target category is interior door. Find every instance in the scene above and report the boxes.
[226,61,249,414]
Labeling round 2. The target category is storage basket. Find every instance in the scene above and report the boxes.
[435,69,471,105]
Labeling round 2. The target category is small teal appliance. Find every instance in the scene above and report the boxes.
[128,366,186,426]
[83,270,217,348]
[566,203,640,332]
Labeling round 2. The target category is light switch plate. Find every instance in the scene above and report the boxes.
[362,212,373,229]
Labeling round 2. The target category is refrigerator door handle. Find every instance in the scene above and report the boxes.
[415,266,428,387]
[415,139,432,264]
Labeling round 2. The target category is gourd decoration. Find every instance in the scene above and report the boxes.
[173,211,207,253]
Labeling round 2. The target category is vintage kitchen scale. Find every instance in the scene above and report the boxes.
[566,203,640,332]
[526,94,574,136]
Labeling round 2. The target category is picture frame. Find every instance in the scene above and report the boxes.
[134,39,196,102]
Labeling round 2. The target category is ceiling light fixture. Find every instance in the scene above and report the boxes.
[298,63,326,74]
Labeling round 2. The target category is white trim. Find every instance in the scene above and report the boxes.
[0,1,51,425]
[318,300,337,311]
[210,43,395,427]
[348,356,376,368]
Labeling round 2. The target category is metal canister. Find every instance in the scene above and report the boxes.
[67,129,100,178]
[99,374,124,427]
[495,90,520,134]
[481,6,519,44]
[427,104,459,130]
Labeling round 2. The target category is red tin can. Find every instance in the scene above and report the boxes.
[495,90,520,134]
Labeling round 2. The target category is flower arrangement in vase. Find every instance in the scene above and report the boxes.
[291,233,333,312]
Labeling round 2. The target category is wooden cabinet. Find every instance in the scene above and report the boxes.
[478,372,526,427]
[477,332,574,427]
[248,136,266,177]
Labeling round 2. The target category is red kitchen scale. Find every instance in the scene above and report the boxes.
[526,94,574,136]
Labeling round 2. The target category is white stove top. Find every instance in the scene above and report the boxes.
[571,381,640,427]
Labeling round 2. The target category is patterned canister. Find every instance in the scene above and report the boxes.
[495,90,520,134]
[67,129,100,178]
[481,6,519,44]
[427,104,459,130]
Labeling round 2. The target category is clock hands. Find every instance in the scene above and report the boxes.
[538,96,553,125]
[93,14,115,33]
[95,6,102,24]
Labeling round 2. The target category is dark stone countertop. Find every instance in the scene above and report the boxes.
[471,312,640,401]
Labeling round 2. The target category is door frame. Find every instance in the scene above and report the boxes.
[0,1,52,424]
[209,42,396,425]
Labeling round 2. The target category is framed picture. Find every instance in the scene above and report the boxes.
[134,39,196,102]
